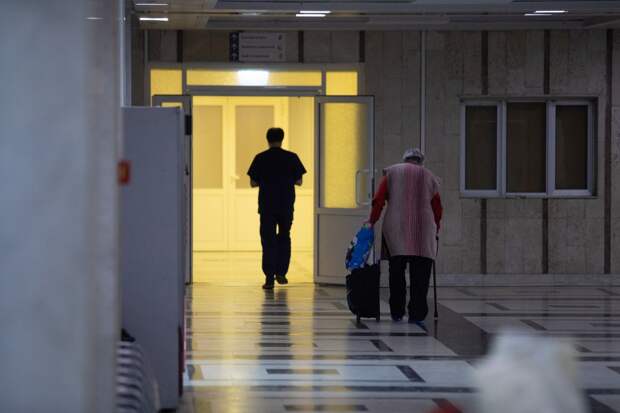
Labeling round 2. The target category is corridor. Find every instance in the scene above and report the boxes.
[179,283,620,413]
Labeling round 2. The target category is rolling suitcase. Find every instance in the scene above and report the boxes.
[346,263,381,323]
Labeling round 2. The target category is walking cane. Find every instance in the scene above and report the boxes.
[433,236,439,320]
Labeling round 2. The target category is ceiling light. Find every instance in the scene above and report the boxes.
[299,10,331,14]
[135,2,169,5]
[535,10,567,14]
[237,70,269,86]
[86,16,103,20]
[296,13,326,17]
[139,16,169,21]
[524,13,551,16]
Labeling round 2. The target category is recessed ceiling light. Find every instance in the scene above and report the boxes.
[524,13,551,16]
[86,16,103,20]
[299,10,331,14]
[135,2,169,5]
[296,13,326,17]
[535,10,567,14]
[139,16,169,21]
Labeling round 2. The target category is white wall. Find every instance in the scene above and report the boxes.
[0,1,120,411]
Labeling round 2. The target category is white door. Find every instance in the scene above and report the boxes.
[315,96,375,285]
[228,97,288,250]
[152,95,193,284]
[192,96,288,251]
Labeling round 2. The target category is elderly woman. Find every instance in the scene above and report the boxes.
[367,148,442,328]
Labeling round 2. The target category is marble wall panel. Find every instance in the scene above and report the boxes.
[365,31,384,65]
[522,219,543,273]
[487,218,506,273]
[549,30,570,94]
[461,218,481,274]
[284,31,299,62]
[505,31,527,95]
[330,31,358,63]
[488,31,507,95]
[586,218,605,273]
[463,31,482,95]
[304,31,330,62]
[525,31,544,90]
[183,30,211,61]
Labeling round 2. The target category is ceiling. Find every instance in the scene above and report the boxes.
[133,0,620,30]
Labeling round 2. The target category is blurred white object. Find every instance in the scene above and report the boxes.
[473,331,587,413]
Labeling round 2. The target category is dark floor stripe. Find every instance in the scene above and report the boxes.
[487,302,510,311]
[258,342,294,348]
[267,369,339,375]
[455,288,478,297]
[461,313,620,317]
[589,397,617,413]
[549,305,599,309]
[186,354,471,361]
[480,199,487,275]
[261,321,291,325]
[188,332,427,337]
[285,404,368,412]
[576,345,592,353]
[370,339,394,352]
[599,288,620,296]
[592,323,620,327]
[520,319,547,331]
[396,366,425,383]
[188,384,475,394]
[424,303,490,357]
[588,389,620,395]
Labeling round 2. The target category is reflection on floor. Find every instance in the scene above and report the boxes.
[180,283,620,413]
[193,251,313,284]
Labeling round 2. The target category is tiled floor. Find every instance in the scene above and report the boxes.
[179,281,620,413]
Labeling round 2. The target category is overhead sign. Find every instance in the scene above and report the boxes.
[230,32,286,62]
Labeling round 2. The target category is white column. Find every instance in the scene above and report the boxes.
[0,1,120,412]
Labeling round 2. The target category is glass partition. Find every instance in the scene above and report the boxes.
[320,102,368,209]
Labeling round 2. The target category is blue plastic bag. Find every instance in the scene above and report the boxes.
[345,226,375,271]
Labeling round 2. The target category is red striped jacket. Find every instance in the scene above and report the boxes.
[369,163,442,260]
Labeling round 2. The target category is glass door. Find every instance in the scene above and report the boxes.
[314,96,375,284]
[152,95,193,285]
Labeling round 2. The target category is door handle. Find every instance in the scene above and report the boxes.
[355,169,371,207]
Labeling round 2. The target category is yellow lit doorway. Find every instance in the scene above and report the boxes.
[192,96,315,284]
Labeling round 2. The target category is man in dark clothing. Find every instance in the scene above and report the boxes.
[247,128,306,290]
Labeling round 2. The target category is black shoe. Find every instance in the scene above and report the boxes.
[262,280,274,290]
[391,315,403,322]
[275,275,288,285]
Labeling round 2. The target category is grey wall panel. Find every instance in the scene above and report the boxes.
[121,107,184,409]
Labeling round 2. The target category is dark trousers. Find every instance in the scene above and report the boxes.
[260,212,293,280]
[388,255,434,321]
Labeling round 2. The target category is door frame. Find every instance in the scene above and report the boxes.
[152,95,193,285]
[149,64,368,284]
[314,95,376,285]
